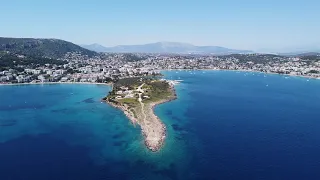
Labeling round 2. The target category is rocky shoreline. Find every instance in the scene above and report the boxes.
[146,88,177,151]
[101,100,139,124]
[102,84,177,152]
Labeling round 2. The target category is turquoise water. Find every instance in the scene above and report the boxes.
[0,71,320,179]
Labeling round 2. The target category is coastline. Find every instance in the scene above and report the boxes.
[1,69,318,87]
[102,83,177,152]
[146,86,177,151]
[103,99,139,125]
[0,82,112,86]
[0,78,177,152]
[161,68,320,80]
[3,69,317,150]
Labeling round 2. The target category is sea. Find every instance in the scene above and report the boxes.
[0,70,320,180]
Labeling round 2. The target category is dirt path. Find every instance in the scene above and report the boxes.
[137,83,148,131]
[106,81,176,151]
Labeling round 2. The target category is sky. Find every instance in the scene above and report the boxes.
[1,0,320,51]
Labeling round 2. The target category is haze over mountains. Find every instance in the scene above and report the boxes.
[81,42,253,55]
[0,37,318,57]
[81,42,320,56]
[257,45,320,56]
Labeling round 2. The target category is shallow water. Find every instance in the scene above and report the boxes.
[1,71,320,180]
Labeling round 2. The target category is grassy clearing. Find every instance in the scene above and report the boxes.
[144,80,173,102]
[107,77,174,107]
[118,98,139,106]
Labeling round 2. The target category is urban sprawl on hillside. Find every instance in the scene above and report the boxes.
[1,52,320,84]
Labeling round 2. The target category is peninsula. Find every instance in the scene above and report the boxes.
[102,77,177,151]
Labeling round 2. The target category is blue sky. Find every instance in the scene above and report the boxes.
[1,0,320,51]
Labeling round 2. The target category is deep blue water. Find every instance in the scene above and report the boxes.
[1,71,320,180]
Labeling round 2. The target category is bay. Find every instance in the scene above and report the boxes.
[0,71,320,180]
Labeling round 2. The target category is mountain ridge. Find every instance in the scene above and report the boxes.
[0,37,98,59]
[80,42,253,54]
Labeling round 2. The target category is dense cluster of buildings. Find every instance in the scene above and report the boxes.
[130,54,320,78]
[0,52,159,84]
[1,52,319,84]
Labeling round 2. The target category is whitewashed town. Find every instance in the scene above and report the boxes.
[1,51,320,84]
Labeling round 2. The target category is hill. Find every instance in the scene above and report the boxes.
[81,42,253,55]
[80,43,109,52]
[0,37,98,59]
[296,52,320,57]
[0,53,66,71]
[297,53,320,61]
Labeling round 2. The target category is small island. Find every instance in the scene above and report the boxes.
[102,77,177,151]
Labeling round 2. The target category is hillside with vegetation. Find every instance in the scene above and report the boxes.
[104,77,177,151]
[0,52,66,71]
[0,37,98,59]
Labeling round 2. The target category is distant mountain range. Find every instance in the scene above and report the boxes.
[278,51,320,56]
[81,42,253,55]
[297,52,320,56]
[0,37,98,59]
[257,45,320,56]
[80,43,109,53]
[1,37,318,57]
